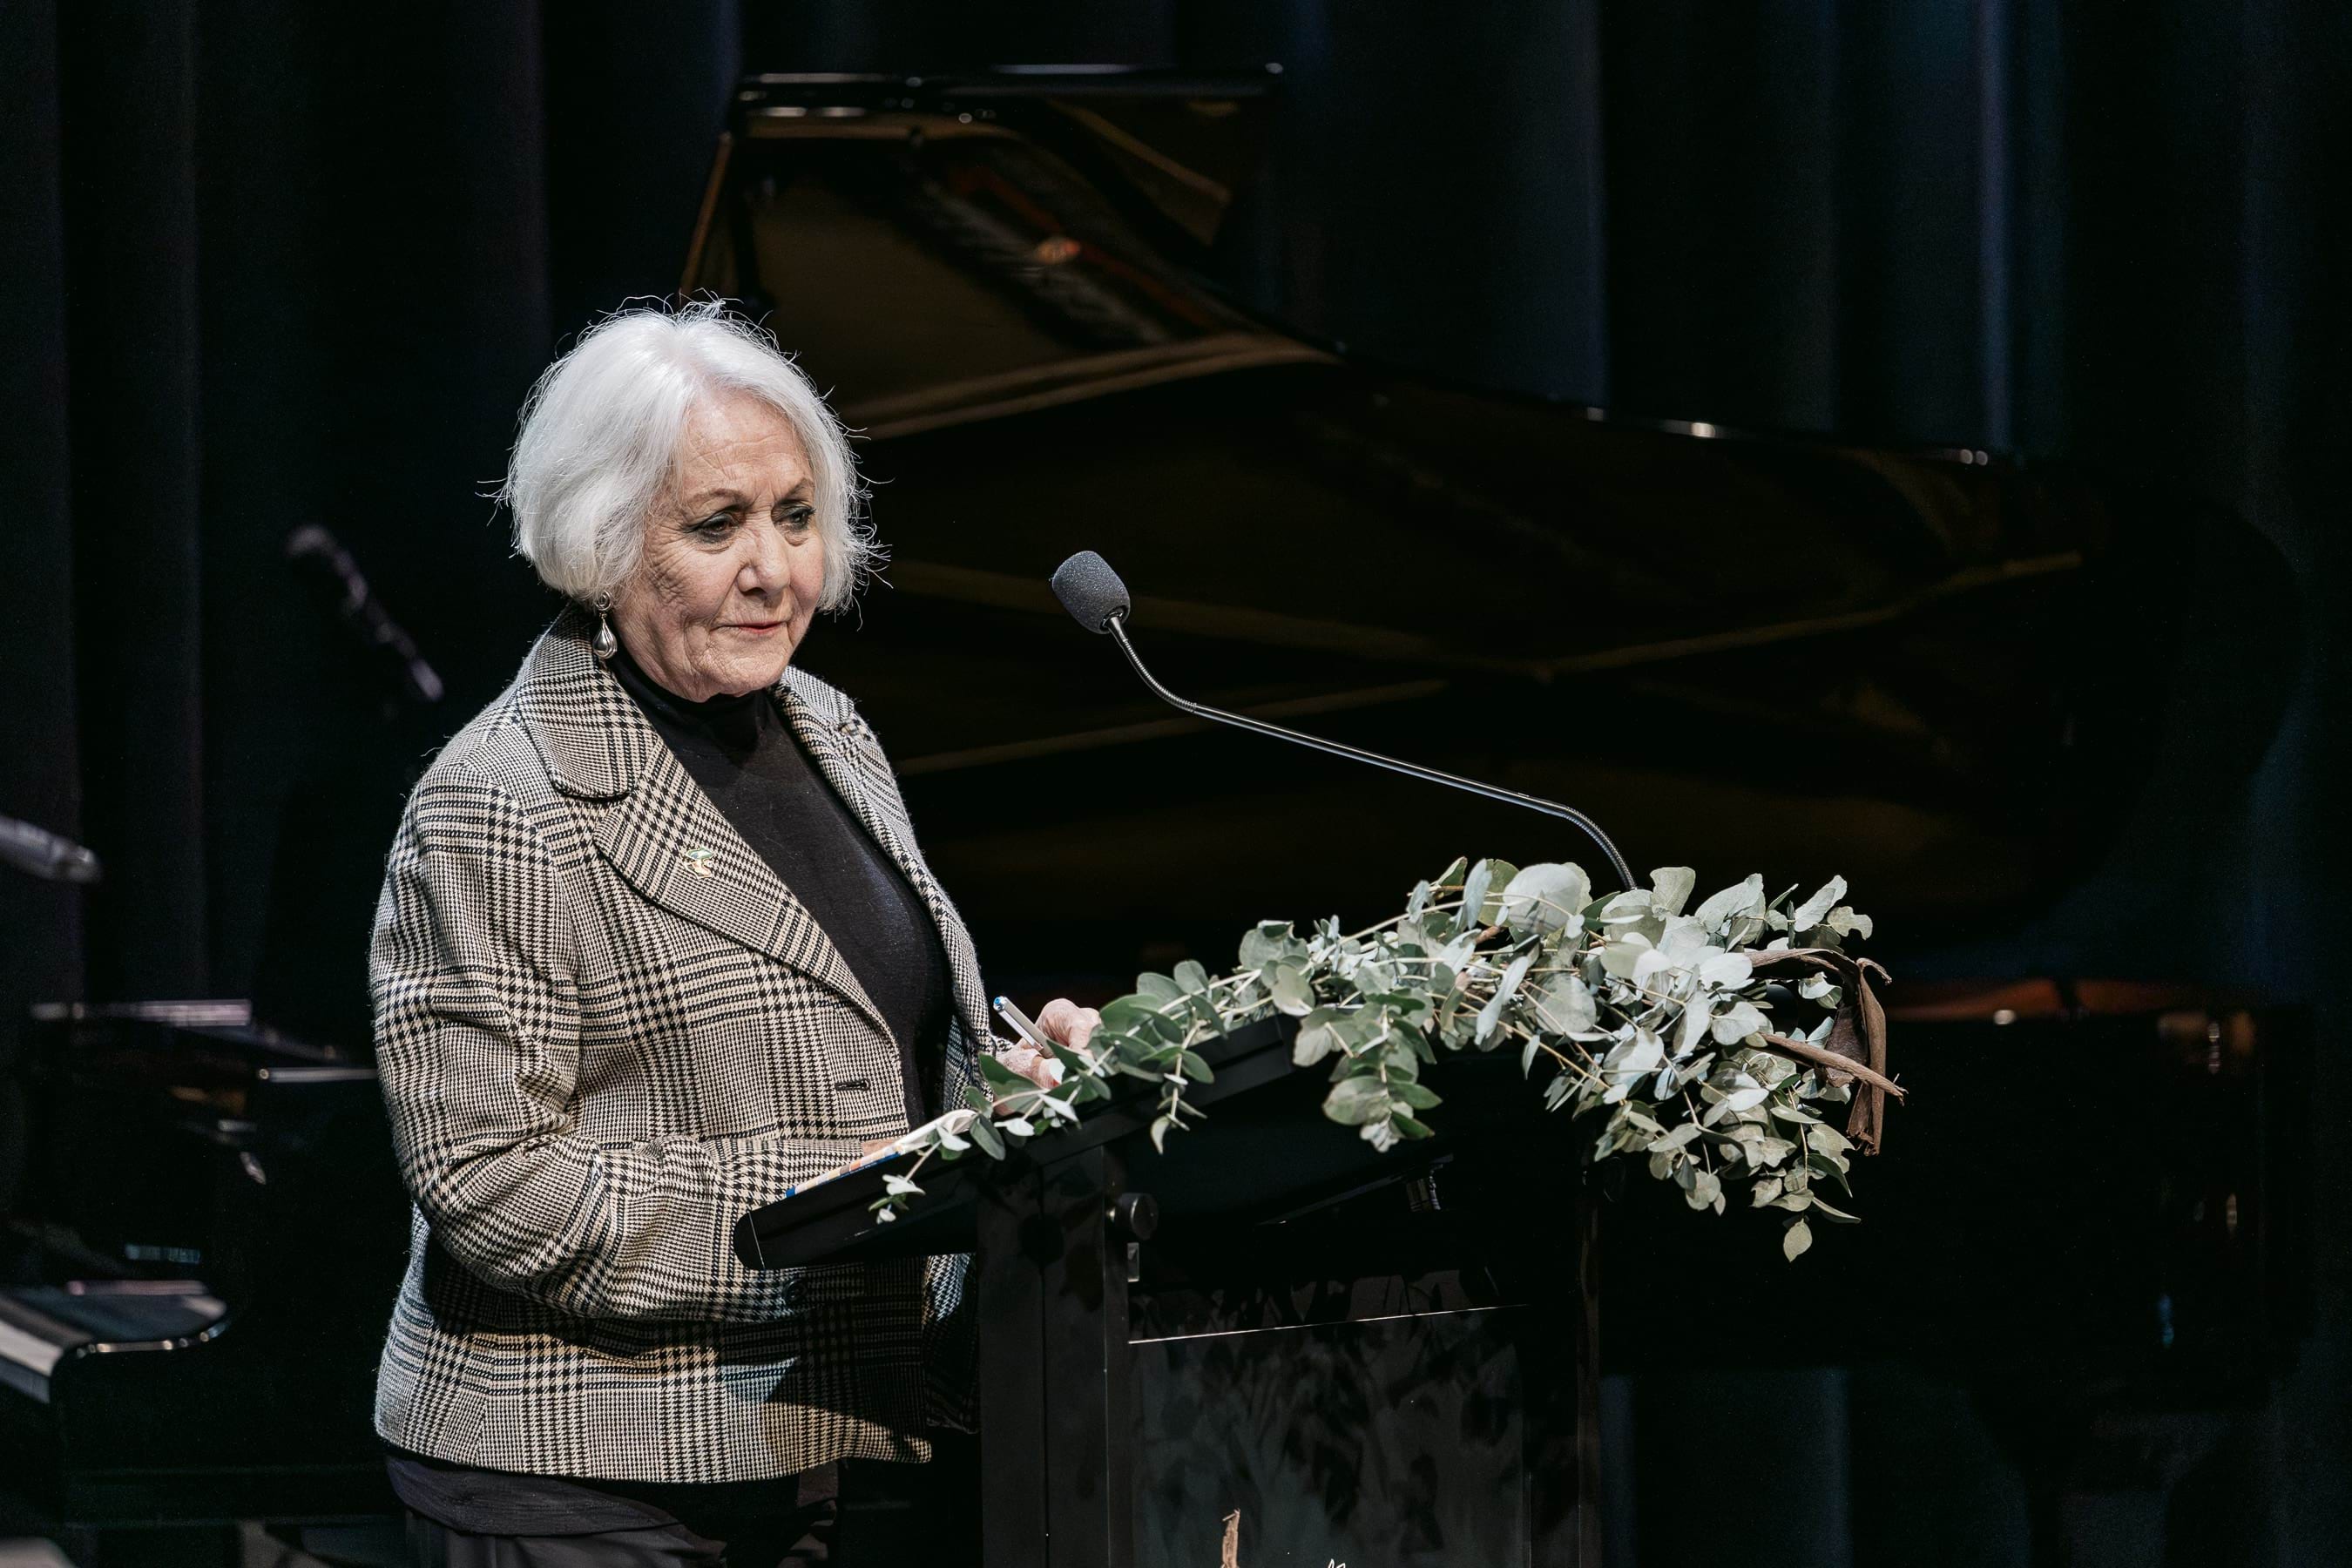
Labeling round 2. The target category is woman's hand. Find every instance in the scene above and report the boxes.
[997,997,1101,1091]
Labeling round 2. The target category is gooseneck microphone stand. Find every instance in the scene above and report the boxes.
[1059,553,1637,890]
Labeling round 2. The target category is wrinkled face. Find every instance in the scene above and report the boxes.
[611,391,826,702]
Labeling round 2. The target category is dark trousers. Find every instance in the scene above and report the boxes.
[402,1437,979,1567]
[404,1499,835,1566]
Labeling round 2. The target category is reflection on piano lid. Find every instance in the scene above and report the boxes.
[27,998,253,1030]
[681,72,2295,955]
[0,1282,227,1405]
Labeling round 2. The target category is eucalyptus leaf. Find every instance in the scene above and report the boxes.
[1649,866,1698,916]
[1493,951,1536,1005]
[1531,973,1598,1037]
[1459,861,1494,929]
[1267,964,1315,1017]
[1694,874,1766,930]
[1789,875,1847,931]
[1502,862,1591,936]
[1292,1009,1344,1067]
[1699,951,1754,990]
[1600,935,1653,979]
[1825,906,1874,939]
[977,1052,1029,1090]
[1712,999,1768,1044]
[1135,972,1183,1002]
[1324,1075,1391,1125]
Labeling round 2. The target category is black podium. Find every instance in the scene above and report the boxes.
[737,1017,1599,1568]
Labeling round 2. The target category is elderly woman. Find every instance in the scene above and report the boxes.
[369,301,1093,1566]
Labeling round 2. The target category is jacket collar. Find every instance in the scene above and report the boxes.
[510,623,659,801]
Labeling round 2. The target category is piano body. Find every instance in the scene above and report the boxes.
[679,71,2276,965]
[0,1004,404,1546]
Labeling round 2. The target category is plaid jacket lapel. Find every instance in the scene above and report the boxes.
[512,627,893,1044]
[591,747,895,1042]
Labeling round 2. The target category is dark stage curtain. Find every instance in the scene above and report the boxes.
[0,0,742,1049]
[1,0,2344,1556]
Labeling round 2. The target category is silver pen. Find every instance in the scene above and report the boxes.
[991,994,1054,1054]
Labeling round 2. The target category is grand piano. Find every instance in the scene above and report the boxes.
[679,68,2269,973]
[0,1004,405,1559]
[677,70,2308,1567]
[0,64,2305,1568]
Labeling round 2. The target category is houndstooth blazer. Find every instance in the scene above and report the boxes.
[368,621,991,1484]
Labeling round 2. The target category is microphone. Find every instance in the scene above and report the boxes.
[1048,551,1635,889]
[286,525,445,706]
[1049,551,1132,633]
[0,814,102,884]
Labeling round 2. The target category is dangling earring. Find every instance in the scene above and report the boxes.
[591,594,618,664]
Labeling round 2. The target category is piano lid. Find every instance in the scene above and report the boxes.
[693,71,1322,440]
[682,73,2282,955]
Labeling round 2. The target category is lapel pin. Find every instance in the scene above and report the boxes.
[682,847,719,877]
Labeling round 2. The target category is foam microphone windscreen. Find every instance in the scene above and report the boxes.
[1050,551,1132,632]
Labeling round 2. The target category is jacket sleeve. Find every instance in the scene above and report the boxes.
[369,768,865,1322]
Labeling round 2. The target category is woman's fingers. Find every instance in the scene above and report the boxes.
[996,1043,1060,1090]
[1034,997,1102,1055]
[989,999,1098,1098]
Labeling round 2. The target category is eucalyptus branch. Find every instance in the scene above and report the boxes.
[867,858,1889,1260]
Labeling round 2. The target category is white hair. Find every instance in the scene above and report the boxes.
[501,301,875,612]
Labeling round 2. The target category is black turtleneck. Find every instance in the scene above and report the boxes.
[610,645,951,1127]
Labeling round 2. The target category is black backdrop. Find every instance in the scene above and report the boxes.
[2,0,2346,1559]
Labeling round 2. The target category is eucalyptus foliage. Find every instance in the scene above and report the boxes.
[874,859,1892,1260]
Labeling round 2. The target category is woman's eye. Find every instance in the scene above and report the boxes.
[782,504,815,533]
[693,513,733,537]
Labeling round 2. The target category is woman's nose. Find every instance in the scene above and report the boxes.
[739,521,787,594]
